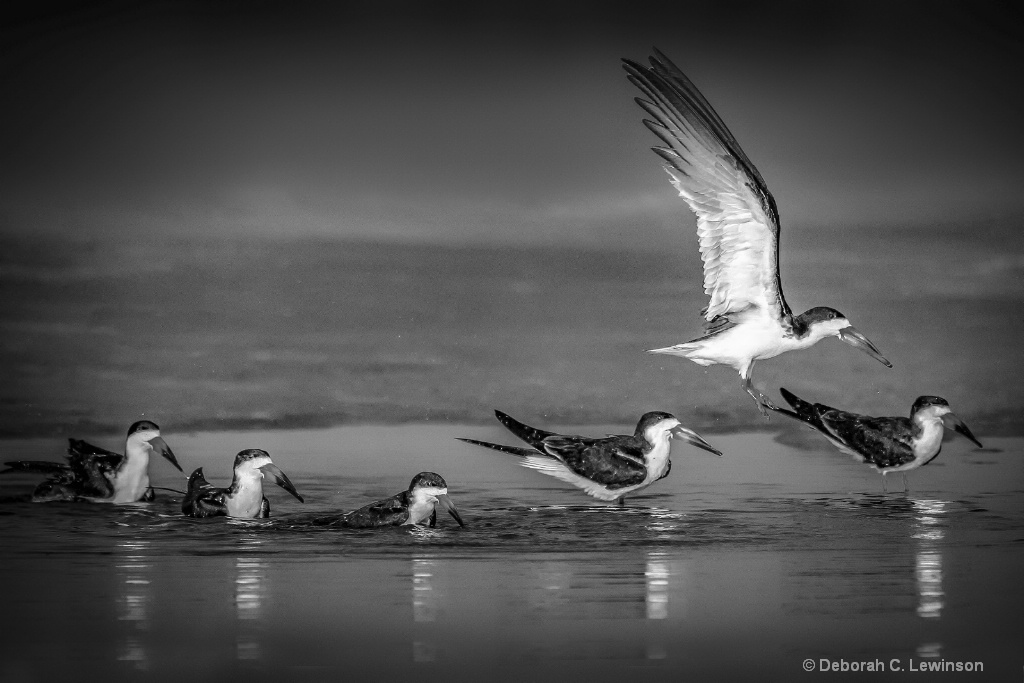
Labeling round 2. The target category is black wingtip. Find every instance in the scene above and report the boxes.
[779,387,799,406]
[456,438,540,458]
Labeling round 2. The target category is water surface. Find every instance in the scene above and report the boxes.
[2,425,1020,681]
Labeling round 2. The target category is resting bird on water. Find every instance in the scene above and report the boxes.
[2,420,182,503]
[622,50,891,416]
[182,449,304,519]
[458,410,721,505]
[334,472,465,529]
[770,388,983,492]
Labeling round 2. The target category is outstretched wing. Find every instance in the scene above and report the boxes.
[624,50,792,329]
[541,437,648,489]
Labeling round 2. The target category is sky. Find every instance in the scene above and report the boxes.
[2,0,1023,248]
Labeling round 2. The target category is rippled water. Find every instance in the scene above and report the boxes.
[1,427,1021,681]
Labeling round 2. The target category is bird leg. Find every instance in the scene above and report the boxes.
[741,365,777,418]
[902,473,908,494]
[617,496,625,506]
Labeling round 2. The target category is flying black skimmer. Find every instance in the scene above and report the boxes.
[182,449,304,518]
[458,410,721,505]
[622,50,892,416]
[335,472,465,529]
[2,420,182,503]
[770,388,983,491]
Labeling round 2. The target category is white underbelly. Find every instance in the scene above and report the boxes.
[110,464,150,503]
[405,498,436,525]
[226,488,265,518]
[683,319,793,368]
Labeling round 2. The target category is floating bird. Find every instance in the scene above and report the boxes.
[622,50,892,416]
[771,388,983,491]
[2,420,182,503]
[336,472,465,529]
[458,410,721,504]
[182,449,304,518]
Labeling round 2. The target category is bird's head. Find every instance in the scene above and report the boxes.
[635,412,722,456]
[910,397,983,448]
[408,472,464,527]
[798,307,892,368]
[126,420,182,472]
[232,449,304,501]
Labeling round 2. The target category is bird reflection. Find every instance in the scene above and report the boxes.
[412,556,436,662]
[235,534,266,662]
[115,538,151,671]
[645,550,673,660]
[912,499,947,620]
[645,551,670,620]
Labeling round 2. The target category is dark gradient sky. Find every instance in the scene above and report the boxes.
[2,0,1023,247]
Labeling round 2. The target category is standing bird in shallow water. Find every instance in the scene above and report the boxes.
[770,388,983,492]
[622,50,891,416]
[335,472,465,529]
[182,449,304,519]
[2,420,182,503]
[458,410,721,505]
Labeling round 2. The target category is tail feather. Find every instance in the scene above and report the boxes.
[456,438,543,458]
[493,410,555,450]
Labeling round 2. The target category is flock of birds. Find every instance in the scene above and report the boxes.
[1,50,984,525]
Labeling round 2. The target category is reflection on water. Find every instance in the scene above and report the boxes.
[115,538,150,671]
[645,508,681,541]
[645,550,670,620]
[912,500,947,620]
[912,499,947,664]
[412,556,436,663]
[529,559,571,613]
[1,429,1020,683]
[235,534,266,662]
[645,550,671,661]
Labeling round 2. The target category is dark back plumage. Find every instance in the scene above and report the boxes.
[338,490,412,528]
[773,388,919,470]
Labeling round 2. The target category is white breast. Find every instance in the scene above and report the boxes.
[643,440,671,482]
[225,478,266,518]
[109,451,151,503]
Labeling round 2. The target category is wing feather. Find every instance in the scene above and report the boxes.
[819,413,916,468]
[624,51,792,326]
[540,438,647,489]
[341,492,411,528]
